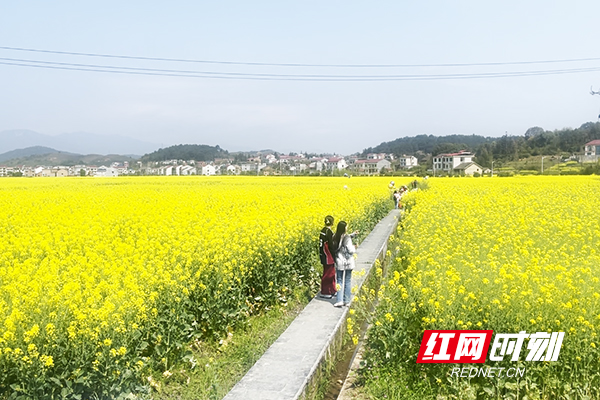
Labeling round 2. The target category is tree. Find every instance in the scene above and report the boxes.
[493,135,519,161]
[432,143,466,156]
[141,144,228,162]
[524,126,545,138]
[476,145,492,168]
[234,153,248,163]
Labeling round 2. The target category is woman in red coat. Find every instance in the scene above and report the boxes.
[319,215,336,298]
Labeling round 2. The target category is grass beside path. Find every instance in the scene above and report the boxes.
[150,291,310,400]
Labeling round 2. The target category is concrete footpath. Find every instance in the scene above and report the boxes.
[223,209,401,400]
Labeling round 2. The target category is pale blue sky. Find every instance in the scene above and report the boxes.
[2,1,600,154]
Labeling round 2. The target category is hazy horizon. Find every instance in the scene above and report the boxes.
[2,1,600,154]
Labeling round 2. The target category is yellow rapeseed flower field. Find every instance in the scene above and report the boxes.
[364,176,600,399]
[0,176,395,397]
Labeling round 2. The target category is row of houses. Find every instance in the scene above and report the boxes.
[0,153,420,178]
[140,153,419,176]
[141,141,599,177]
[431,140,600,176]
[0,161,138,177]
[0,164,134,177]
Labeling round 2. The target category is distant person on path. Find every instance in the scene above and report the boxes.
[333,221,358,307]
[319,215,336,298]
[395,186,408,209]
[393,190,400,209]
[388,180,396,201]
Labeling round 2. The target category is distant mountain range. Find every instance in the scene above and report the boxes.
[0,146,61,163]
[0,146,139,167]
[0,130,159,155]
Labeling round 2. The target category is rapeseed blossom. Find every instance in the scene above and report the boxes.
[365,176,600,397]
[0,176,395,396]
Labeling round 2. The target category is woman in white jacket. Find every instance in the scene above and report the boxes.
[332,221,358,307]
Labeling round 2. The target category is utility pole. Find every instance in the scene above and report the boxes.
[541,156,546,174]
[592,87,600,119]
[491,160,495,177]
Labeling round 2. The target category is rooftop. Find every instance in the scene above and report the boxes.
[453,161,480,170]
[435,150,474,157]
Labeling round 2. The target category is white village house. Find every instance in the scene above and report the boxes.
[241,163,266,173]
[352,158,391,176]
[453,162,484,176]
[581,139,600,162]
[584,139,600,156]
[226,164,241,175]
[366,153,392,161]
[180,165,197,175]
[95,166,119,177]
[325,157,348,171]
[308,157,328,172]
[201,164,216,176]
[433,150,474,175]
[0,166,14,177]
[160,166,174,176]
[397,155,418,169]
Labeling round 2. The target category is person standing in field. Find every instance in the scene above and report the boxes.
[388,180,396,202]
[319,215,336,298]
[333,221,358,307]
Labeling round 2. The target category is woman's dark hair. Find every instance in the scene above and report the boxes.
[324,215,334,226]
[332,221,347,251]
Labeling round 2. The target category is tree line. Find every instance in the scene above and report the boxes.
[363,122,600,168]
[141,144,228,162]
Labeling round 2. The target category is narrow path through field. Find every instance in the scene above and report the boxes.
[223,209,401,400]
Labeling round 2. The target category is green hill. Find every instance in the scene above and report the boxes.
[141,144,228,162]
[0,146,59,163]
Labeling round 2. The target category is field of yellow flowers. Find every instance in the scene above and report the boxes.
[362,176,600,399]
[0,176,394,398]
